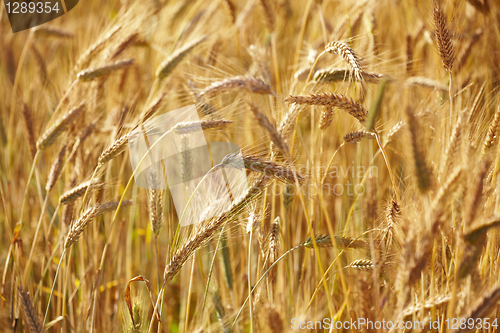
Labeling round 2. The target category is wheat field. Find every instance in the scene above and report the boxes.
[1,0,500,332]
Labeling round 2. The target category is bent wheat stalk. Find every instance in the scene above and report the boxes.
[43,201,131,327]
[200,76,272,98]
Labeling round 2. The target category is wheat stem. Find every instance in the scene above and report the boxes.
[373,129,400,202]
[18,150,40,229]
[43,248,66,327]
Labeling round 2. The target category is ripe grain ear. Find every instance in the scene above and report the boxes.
[433,5,455,73]
[325,41,364,81]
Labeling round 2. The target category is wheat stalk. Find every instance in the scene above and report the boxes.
[106,32,139,60]
[64,201,132,248]
[75,25,121,71]
[21,103,36,158]
[33,26,73,39]
[200,76,272,98]
[405,107,432,193]
[45,144,67,192]
[343,130,375,143]
[246,101,289,156]
[223,0,236,24]
[456,28,483,73]
[77,59,134,81]
[442,115,464,176]
[481,105,500,158]
[258,0,274,32]
[156,35,209,81]
[172,119,233,134]
[98,132,130,166]
[36,102,85,151]
[383,199,401,248]
[313,68,390,84]
[406,76,448,92]
[463,160,488,226]
[433,6,455,72]
[455,285,500,333]
[348,259,373,271]
[30,44,48,86]
[164,177,267,282]
[17,286,43,333]
[285,93,367,124]
[303,234,369,249]
[237,154,305,184]
[59,180,101,205]
[319,106,334,130]
[278,104,301,140]
[406,34,413,74]
[324,41,363,81]
[266,216,280,283]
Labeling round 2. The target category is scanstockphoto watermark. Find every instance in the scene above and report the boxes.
[291,318,499,331]
[291,318,424,330]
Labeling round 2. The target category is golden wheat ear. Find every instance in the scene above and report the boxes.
[324,41,364,81]
[200,76,272,98]
[433,5,455,73]
[245,101,289,156]
[156,35,209,81]
[405,106,432,193]
[17,286,44,333]
[36,102,85,151]
[77,58,134,81]
[285,93,368,124]
[457,284,500,326]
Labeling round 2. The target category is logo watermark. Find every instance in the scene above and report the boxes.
[128,105,248,227]
[3,0,79,32]
[290,318,499,330]
[128,105,379,226]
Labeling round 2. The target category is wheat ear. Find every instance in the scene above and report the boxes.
[235,154,305,184]
[303,234,369,249]
[313,68,390,84]
[45,143,67,192]
[77,59,134,81]
[456,285,500,333]
[36,102,85,151]
[324,41,363,81]
[405,107,432,193]
[21,103,37,158]
[433,5,455,72]
[156,35,209,81]
[481,105,500,158]
[59,180,101,205]
[343,130,375,143]
[319,106,334,130]
[33,26,73,38]
[348,259,373,271]
[200,76,272,98]
[98,133,130,166]
[285,93,367,124]
[164,177,267,282]
[18,286,43,333]
[64,201,132,248]
[245,101,289,156]
[75,25,121,71]
[258,0,275,32]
